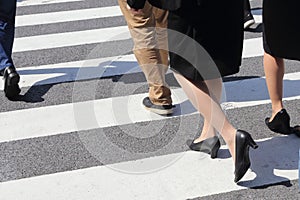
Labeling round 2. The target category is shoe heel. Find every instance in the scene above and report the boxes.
[210,140,220,159]
[7,72,20,86]
[265,109,291,134]
[247,135,258,149]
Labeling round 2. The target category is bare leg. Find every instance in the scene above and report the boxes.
[193,78,222,143]
[174,73,237,160]
[263,52,284,120]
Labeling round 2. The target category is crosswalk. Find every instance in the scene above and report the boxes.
[0,0,299,199]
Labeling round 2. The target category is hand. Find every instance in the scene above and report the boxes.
[126,4,143,14]
[124,0,143,14]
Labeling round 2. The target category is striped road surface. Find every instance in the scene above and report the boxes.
[0,0,299,199]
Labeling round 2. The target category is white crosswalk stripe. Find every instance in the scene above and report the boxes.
[13,26,130,52]
[16,6,122,26]
[17,0,84,7]
[1,1,299,199]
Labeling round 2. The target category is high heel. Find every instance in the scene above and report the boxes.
[234,130,258,183]
[265,109,291,135]
[188,136,221,159]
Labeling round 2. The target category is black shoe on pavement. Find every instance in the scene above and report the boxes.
[142,97,173,115]
[2,66,21,99]
[265,109,291,135]
[244,11,255,29]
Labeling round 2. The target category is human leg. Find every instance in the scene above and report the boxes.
[0,0,20,98]
[118,0,172,114]
[186,78,222,158]
[152,7,168,67]
[244,0,255,29]
[147,7,172,111]
[0,0,16,71]
[192,78,222,143]
[263,52,292,134]
[174,74,236,155]
[244,0,251,13]
[263,52,285,120]
[174,72,257,182]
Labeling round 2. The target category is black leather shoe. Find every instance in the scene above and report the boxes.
[2,66,21,99]
[143,97,173,115]
[234,130,258,183]
[265,109,291,135]
[188,136,221,159]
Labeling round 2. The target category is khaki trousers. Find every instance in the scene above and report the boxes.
[118,0,172,105]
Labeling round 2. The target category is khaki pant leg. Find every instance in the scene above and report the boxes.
[118,0,172,105]
[152,7,169,67]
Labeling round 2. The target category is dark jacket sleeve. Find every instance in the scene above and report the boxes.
[127,0,146,9]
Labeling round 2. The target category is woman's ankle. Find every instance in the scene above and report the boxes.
[271,106,284,121]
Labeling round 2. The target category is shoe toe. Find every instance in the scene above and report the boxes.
[5,85,21,99]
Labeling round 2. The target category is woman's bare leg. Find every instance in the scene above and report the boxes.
[174,73,237,160]
[263,52,284,120]
[193,78,222,143]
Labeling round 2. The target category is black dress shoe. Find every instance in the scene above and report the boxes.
[188,136,221,159]
[234,130,258,183]
[265,109,291,135]
[2,66,21,99]
[142,97,173,115]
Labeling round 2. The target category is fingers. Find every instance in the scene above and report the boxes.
[126,4,143,14]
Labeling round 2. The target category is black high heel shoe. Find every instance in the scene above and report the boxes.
[265,109,291,135]
[234,130,258,183]
[188,136,221,159]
